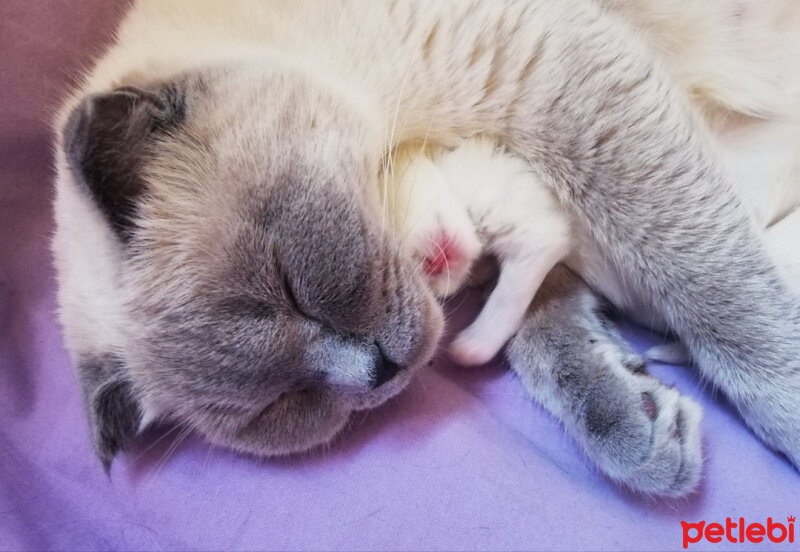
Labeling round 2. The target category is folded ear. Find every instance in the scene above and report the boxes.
[62,85,185,242]
[77,355,143,472]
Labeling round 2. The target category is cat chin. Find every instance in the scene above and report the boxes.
[345,368,417,411]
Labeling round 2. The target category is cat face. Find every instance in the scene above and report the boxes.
[55,65,443,466]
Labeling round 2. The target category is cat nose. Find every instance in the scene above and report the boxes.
[372,350,402,388]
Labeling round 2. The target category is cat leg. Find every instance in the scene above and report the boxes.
[437,139,574,365]
[450,235,570,366]
[500,2,800,467]
[645,208,800,366]
[506,266,703,496]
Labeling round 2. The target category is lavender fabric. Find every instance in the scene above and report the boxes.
[1,2,797,550]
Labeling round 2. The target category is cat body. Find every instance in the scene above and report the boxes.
[53,0,800,495]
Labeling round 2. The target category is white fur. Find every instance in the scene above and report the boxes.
[387,147,481,299]
[766,209,800,295]
[387,138,573,365]
[376,0,800,365]
[600,0,800,118]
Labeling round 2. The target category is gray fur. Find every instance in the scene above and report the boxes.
[58,69,443,459]
[507,267,702,495]
[63,85,185,241]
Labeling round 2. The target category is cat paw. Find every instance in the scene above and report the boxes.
[449,329,498,366]
[581,375,703,496]
[417,228,477,298]
[505,266,705,496]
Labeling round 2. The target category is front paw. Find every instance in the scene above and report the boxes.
[418,228,478,298]
[505,264,706,496]
[581,374,703,496]
[449,329,499,366]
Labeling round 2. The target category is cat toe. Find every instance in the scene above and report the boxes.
[626,390,703,496]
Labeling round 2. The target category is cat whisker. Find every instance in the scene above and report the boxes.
[131,421,185,463]
[381,58,415,235]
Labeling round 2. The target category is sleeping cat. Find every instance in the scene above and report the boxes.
[53,0,800,496]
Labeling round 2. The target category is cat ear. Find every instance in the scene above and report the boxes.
[77,355,143,472]
[62,84,185,242]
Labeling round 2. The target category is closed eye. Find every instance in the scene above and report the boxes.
[280,272,330,328]
[282,273,303,314]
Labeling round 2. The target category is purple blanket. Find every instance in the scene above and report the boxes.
[1,2,797,550]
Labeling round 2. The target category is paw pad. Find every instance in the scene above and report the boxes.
[422,233,463,276]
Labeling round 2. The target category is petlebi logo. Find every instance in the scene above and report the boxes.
[681,516,795,549]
